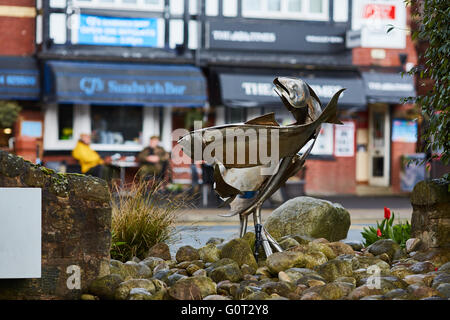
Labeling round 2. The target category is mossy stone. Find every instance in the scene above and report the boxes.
[220,238,258,270]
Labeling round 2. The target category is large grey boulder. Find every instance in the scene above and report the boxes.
[264,197,351,242]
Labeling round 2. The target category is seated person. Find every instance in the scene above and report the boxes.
[72,133,111,179]
[137,136,169,182]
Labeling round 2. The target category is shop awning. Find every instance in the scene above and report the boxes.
[0,57,40,100]
[362,72,416,104]
[43,61,207,107]
[215,70,366,109]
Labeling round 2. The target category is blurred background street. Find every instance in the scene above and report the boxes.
[172,195,412,253]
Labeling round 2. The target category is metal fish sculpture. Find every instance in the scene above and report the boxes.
[177,77,344,259]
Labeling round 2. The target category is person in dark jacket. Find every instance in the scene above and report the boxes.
[137,136,169,182]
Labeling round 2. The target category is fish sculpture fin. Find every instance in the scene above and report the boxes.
[319,88,345,125]
[218,209,240,217]
[218,195,237,208]
[245,113,280,126]
[306,83,322,106]
[213,163,242,198]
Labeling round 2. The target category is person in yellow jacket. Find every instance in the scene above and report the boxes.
[72,133,111,178]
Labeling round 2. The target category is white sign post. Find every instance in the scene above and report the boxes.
[0,188,41,278]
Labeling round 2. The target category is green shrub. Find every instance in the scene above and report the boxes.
[110,179,191,261]
[361,207,411,248]
[0,100,21,128]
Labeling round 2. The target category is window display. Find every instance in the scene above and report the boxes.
[91,106,142,145]
[58,104,74,140]
[242,0,328,20]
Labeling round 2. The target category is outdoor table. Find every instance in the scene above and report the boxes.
[111,160,139,186]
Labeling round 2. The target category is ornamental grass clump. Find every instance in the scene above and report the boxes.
[110,179,192,262]
[362,207,411,248]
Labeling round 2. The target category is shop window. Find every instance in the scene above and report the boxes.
[333,0,348,22]
[50,0,67,8]
[91,106,142,145]
[223,0,238,16]
[372,157,384,177]
[373,111,385,148]
[243,0,262,11]
[58,104,74,141]
[288,0,302,12]
[189,0,199,14]
[206,0,219,16]
[170,0,184,15]
[268,0,281,12]
[72,0,164,11]
[242,0,329,21]
[49,13,67,44]
[309,0,323,13]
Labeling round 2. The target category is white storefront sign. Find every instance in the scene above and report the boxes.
[334,122,355,157]
[351,0,407,49]
[0,188,41,278]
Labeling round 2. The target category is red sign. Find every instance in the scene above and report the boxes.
[363,4,396,20]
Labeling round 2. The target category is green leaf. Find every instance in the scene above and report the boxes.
[389,212,395,227]
[386,24,395,33]
[380,219,386,231]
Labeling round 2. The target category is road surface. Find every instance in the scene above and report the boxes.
[170,195,413,254]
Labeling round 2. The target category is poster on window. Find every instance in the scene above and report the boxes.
[334,121,355,157]
[400,153,426,192]
[351,0,406,49]
[392,119,417,143]
[72,14,158,47]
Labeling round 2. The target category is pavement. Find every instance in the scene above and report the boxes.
[170,195,413,254]
[176,195,412,223]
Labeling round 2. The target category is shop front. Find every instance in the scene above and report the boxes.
[0,56,42,162]
[41,60,207,182]
[360,71,417,193]
[209,68,367,195]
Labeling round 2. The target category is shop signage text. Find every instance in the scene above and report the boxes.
[79,77,186,96]
[45,61,206,106]
[207,20,347,53]
[74,14,158,47]
[0,74,36,87]
[240,81,345,99]
[367,81,414,92]
[220,73,366,106]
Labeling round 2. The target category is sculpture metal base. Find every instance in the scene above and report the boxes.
[239,206,283,260]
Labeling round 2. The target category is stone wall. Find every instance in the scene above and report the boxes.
[411,179,450,250]
[0,150,111,299]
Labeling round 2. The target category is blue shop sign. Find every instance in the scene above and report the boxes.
[0,57,40,100]
[76,14,158,47]
[78,77,187,96]
[44,61,207,107]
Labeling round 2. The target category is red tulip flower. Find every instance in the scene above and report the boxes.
[377,228,382,237]
[384,207,391,220]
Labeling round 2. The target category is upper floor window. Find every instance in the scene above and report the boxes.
[71,0,164,11]
[242,0,329,21]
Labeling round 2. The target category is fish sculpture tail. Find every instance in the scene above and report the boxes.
[319,88,346,125]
